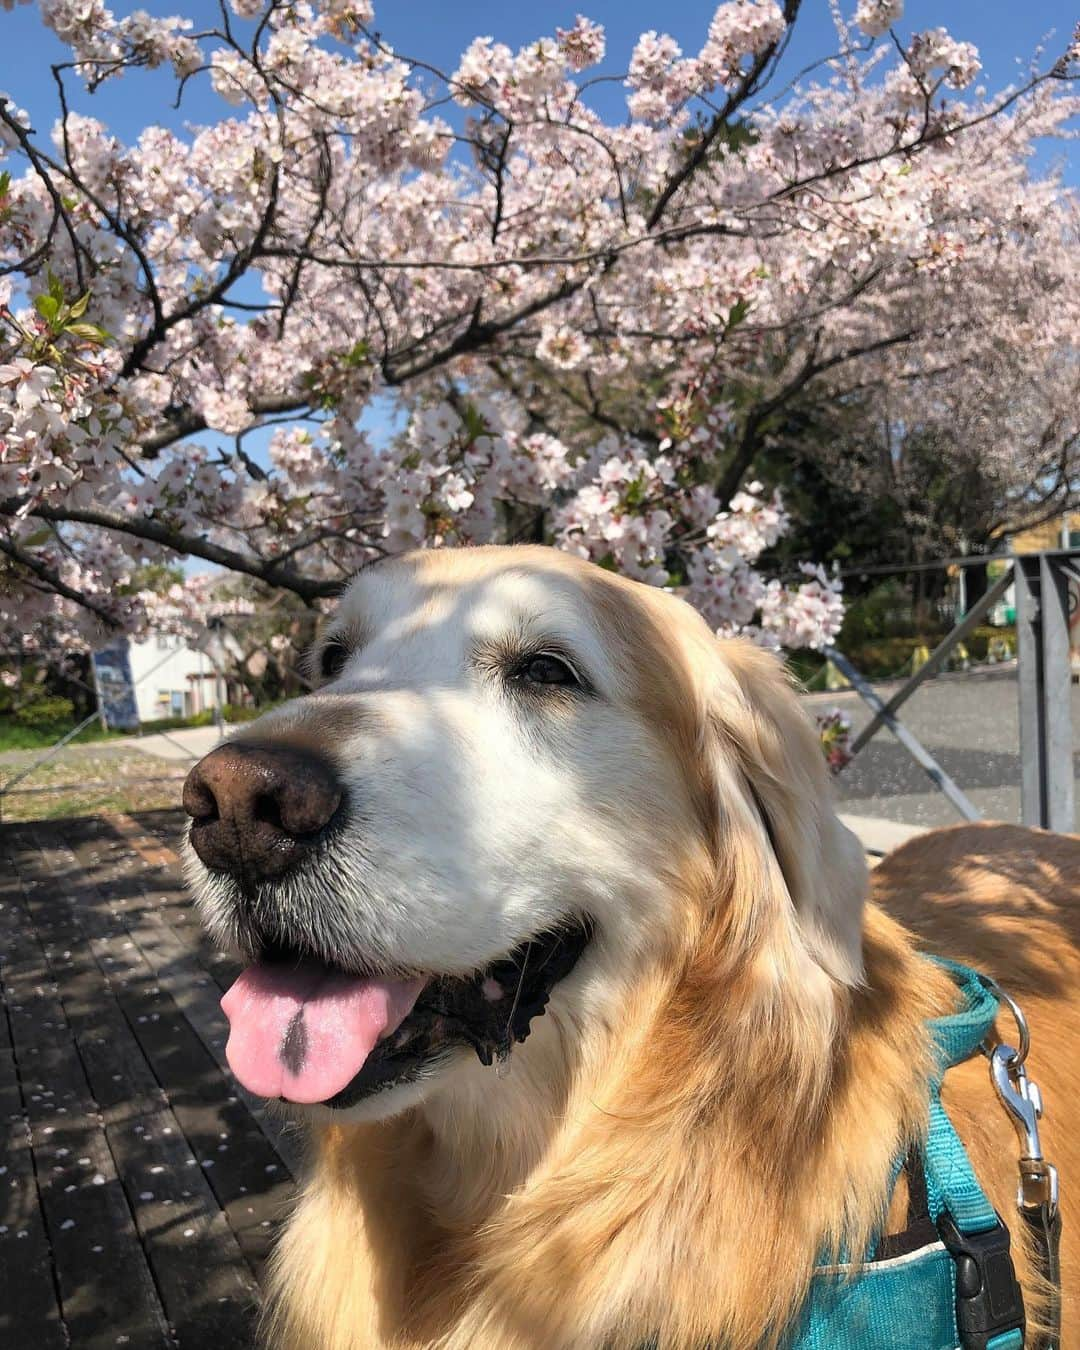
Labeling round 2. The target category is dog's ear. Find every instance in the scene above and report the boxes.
[700,638,867,991]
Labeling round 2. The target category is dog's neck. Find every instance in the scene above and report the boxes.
[283,906,953,1350]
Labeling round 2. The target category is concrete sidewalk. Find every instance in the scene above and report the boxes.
[115,724,225,762]
[809,671,1079,833]
[838,813,926,859]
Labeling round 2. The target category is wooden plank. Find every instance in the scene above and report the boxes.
[5,828,266,1346]
[0,831,174,1350]
[103,1104,261,1347]
[28,826,299,1262]
[7,833,166,1125]
[0,1046,67,1350]
[111,813,243,993]
[65,813,242,995]
[0,853,67,1348]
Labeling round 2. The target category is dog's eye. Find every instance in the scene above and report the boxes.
[320,638,350,682]
[516,653,580,688]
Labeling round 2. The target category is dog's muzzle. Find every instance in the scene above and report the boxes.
[183,741,343,883]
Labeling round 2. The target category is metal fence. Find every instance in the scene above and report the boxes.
[825,550,1079,832]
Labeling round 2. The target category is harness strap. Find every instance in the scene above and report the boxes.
[926,958,1061,1350]
[873,1149,937,1262]
[924,1092,999,1235]
[922,959,1027,1349]
[925,956,1000,1073]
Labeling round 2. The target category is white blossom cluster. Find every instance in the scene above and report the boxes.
[0,0,1076,658]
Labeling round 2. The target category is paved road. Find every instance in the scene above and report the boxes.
[809,669,1080,831]
[0,725,226,772]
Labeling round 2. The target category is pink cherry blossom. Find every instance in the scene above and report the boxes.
[854,0,903,39]
[0,0,1074,663]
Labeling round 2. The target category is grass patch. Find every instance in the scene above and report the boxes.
[0,720,127,752]
[0,747,187,822]
[0,699,282,753]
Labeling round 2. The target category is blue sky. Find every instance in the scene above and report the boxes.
[3,0,1076,184]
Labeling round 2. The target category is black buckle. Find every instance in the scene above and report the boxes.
[937,1209,1025,1350]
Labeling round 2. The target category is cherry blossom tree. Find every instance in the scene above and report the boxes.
[0,0,1076,658]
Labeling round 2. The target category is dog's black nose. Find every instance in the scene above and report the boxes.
[183,742,342,882]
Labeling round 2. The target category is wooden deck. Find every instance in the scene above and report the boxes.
[0,810,300,1349]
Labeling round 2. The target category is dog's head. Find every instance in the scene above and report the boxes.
[184,545,866,1121]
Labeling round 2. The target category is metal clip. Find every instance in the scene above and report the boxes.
[986,1003,1059,1219]
[989,1044,1044,1162]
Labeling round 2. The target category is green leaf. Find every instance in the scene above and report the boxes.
[67,322,110,344]
[341,339,370,368]
[459,400,488,442]
[623,474,648,509]
[67,291,91,320]
[712,121,757,159]
[34,294,60,324]
[47,270,64,303]
[0,171,10,195]
[726,297,751,331]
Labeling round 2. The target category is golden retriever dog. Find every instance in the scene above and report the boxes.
[181,545,1078,1350]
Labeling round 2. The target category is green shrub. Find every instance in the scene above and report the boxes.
[785,650,826,688]
[842,626,1014,679]
[838,579,925,645]
[137,704,283,731]
[0,718,121,751]
[139,710,214,732]
[13,696,76,727]
[222,701,281,723]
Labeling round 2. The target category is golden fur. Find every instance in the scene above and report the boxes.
[247,547,1077,1350]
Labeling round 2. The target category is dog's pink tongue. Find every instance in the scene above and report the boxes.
[221,961,425,1104]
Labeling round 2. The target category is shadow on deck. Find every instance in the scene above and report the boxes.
[0,810,300,1349]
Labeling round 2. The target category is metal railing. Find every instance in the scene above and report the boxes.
[825,550,1079,832]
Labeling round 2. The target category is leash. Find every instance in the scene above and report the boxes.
[981,977,1062,1350]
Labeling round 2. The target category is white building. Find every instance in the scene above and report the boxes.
[126,634,225,724]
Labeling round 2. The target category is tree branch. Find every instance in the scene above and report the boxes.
[714,327,917,503]
[0,534,122,627]
[138,393,314,457]
[646,0,802,230]
[0,500,341,601]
